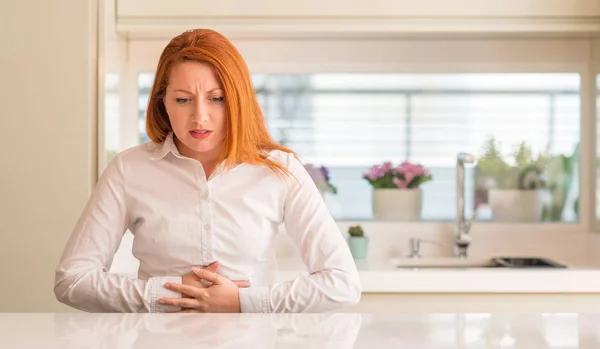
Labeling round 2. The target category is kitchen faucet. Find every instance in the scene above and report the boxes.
[456,152,477,258]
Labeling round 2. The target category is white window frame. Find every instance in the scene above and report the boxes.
[593,38,600,232]
[97,35,599,235]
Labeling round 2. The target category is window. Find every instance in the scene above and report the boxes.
[132,72,580,222]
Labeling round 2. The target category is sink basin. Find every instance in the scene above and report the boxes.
[392,257,567,269]
[493,257,567,268]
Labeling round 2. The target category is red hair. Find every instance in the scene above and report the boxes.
[146,28,295,176]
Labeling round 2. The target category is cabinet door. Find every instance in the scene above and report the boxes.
[346,293,600,313]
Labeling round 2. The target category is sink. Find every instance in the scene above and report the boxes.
[392,257,567,269]
[493,257,567,268]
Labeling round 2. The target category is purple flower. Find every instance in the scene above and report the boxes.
[364,165,382,180]
[397,161,427,177]
[381,161,393,172]
[364,161,394,180]
[305,163,337,194]
[319,166,329,181]
[364,160,432,189]
[305,164,325,184]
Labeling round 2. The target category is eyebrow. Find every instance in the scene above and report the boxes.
[172,88,223,94]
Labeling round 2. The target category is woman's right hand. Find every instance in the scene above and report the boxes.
[181,261,250,293]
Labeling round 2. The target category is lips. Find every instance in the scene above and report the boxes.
[190,129,212,139]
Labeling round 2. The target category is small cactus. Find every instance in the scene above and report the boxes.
[348,225,364,237]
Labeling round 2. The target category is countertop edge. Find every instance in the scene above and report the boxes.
[277,269,600,293]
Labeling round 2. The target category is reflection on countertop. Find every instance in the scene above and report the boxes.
[2,312,600,349]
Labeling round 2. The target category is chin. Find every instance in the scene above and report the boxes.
[174,131,223,156]
[186,142,217,153]
[186,138,221,153]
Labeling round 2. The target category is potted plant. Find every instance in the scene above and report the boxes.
[543,143,578,221]
[305,163,337,196]
[363,161,433,221]
[347,225,369,259]
[476,137,550,222]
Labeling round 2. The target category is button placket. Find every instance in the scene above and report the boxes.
[192,160,217,264]
[204,180,215,262]
[203,197,217,264]
[193,162,208,263]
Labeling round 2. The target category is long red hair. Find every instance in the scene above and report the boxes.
[146,28,294,176]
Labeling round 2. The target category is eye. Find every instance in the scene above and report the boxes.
[211,97,225,103]
[175,98,191,104]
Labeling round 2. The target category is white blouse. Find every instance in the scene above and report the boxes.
[54,133,361,313]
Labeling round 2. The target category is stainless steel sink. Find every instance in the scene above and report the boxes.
[493,257,566,268]
[392,257,566,269]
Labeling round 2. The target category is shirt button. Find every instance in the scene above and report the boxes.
[201,192,208,200]
[204,224,210,230]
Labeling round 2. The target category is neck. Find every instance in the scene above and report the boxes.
[174,137,222,178]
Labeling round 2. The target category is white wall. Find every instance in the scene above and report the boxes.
[0,0,98,312]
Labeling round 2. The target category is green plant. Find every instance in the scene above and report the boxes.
[543,143,579,221]
[476,137,550,190]
[476,137,513,189]
[517,164,545,190]
[475,137,579,221]
[348,225,365,237]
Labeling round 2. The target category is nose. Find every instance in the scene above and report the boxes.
[192,99,209,123]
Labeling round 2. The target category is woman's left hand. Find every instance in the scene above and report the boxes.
[159,267,242,313]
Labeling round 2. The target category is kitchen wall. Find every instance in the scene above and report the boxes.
[0,0,98,312]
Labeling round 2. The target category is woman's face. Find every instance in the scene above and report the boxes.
[163,61,227,163]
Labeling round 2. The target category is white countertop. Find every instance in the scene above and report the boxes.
[274,257,600,293]
[4,312,600,348]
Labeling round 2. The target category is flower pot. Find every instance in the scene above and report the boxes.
[489,189,543,222]
[372,188,422,221]
[348,237,369,259]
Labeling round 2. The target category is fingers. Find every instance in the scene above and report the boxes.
[159,297,202,309]
[164,283,207,299]
[232,280,251,288]
[192,267,225,285]
[204,261,219,273]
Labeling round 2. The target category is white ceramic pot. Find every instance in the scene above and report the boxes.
[372,189,422,221]
[488,189,543,222]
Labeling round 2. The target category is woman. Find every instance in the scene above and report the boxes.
[54,28,361,313]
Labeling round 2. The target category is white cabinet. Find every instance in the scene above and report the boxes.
[347,294,600,313]
[115,0,600,38]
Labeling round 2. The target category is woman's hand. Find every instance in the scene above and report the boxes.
[180,261,250,297]
[159,268,243,313]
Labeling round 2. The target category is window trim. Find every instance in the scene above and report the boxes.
[592,38,600,232]
[98,37,598,233]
